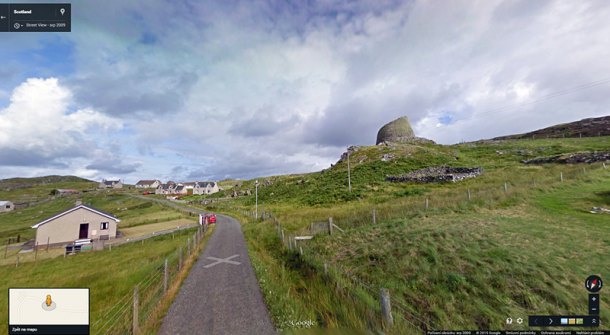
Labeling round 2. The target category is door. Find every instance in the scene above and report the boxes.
[79,223,89,239]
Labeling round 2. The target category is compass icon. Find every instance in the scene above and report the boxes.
[585,275,603,293]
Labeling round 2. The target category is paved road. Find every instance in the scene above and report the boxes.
[159,214,276,335]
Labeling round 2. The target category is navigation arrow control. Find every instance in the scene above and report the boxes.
[548,318,553,325]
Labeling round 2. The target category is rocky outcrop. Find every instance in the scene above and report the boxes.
[386,166,483,183]
[522,152,610,164]
[376,116,416,144]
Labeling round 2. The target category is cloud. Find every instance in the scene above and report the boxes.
[86,158,141,175]
[3,0,610,182]
[0,78,123,170]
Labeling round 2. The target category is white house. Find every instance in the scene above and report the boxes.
[155,182,176,195]
[0,201,15,213]
[99,179,123,189]
[135,180,161,188]
[31,204,120,246]
[193,182,220,195]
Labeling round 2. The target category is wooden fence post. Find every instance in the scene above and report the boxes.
[164,259,168,293]
[133,286,139,335]
[328,217,334,236]
[179,247,183,271]
[425,198,429,210]
[467,189,471,201]
[604,162,607,169]
[380,288,393,328]
[504,182,508,193]
[46,237,50,252]
[372,209,377,225]
[324,263,329,278]
[560,172,563,182]
[299,246,303,256]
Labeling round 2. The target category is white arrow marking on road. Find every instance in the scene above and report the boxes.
[204,254,241,268]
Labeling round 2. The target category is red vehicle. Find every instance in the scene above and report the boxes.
[202,213,217,224]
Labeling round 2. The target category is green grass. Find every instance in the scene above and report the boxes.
[0,192,187,242]
[0,227,202,335]
[0,176,96,203]
[207,137,610,333]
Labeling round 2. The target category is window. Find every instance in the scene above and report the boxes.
[100,222,109,230]
[5,205,9,209]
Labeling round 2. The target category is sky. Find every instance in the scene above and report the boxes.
[1,0,609,183]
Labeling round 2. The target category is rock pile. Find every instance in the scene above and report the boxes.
[523,152,610,164]
[386,166,483,183]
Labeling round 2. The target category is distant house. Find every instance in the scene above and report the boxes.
[0,201,15,213]
[155,182,176,195]
[193,182,220,195]
[174,185,188,195]
[135,180,161,189]
[31,204,121,246]
[99,179,123,189]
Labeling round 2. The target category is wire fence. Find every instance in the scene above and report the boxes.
[90,223,210,334]
[213,160,609,333]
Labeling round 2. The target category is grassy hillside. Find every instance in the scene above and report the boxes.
[204,136,610,333]
[0,175,96,203]
[0,190,187,243]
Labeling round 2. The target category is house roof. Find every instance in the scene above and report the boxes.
[136,180,159,185]
[175,185,185,191]
[195,181,216,188]
[0,201,13,206]
[102,180,120,185]
[32,204,121,229]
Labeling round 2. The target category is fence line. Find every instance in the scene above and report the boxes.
[211,161,610,332]
[93,223,210,334]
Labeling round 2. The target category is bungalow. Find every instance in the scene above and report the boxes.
[99,179,123,189]
[0,201,15,213]
[31,204,121,246]
[193,182,220,195]
[135,180,161,189]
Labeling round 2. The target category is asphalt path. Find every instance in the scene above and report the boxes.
[159,214,276,335]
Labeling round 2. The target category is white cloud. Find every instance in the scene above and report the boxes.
[3,0,610,181]
[0,78,123,168]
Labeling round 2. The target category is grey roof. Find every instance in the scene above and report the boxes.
[136,180,158,185]
[32,204,120,229]
[175,185,185,191]
[195,182,216,188]
[103,180,120,185]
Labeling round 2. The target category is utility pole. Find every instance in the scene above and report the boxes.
[347,150,352,193]
[255,180,259,220]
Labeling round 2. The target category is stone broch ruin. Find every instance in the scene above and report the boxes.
[376,116,416,145]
